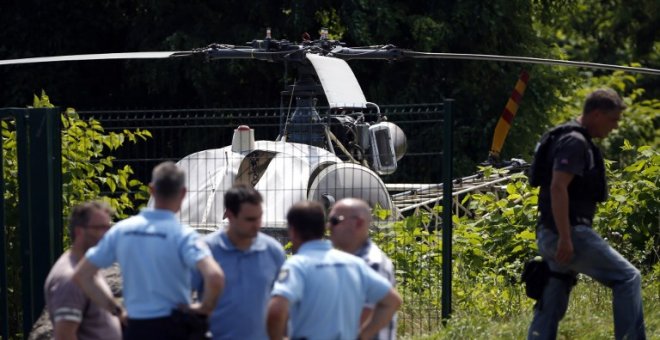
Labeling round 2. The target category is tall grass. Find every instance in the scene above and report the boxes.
[402,276,659,339]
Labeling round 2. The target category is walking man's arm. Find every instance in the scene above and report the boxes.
[550,170,575,265]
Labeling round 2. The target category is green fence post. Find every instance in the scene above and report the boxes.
[0,110,8,340]
[441,99,454,321]
[17,107,63,336]
[16,109,33,335]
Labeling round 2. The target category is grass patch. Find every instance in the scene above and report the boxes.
[401,277,659,339]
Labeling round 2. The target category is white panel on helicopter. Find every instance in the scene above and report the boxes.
[306,54,367,109]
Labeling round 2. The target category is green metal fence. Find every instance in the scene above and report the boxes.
[1,102,453,338]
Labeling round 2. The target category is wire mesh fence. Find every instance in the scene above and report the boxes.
[72,103,448,336]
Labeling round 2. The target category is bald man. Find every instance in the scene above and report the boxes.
[328,198,397,340]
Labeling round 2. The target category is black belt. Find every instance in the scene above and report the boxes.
[540,215,593,231]
[127,315,172,325]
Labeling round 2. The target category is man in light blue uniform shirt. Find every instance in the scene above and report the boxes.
[74,161,225,340]
[267,201,402,340]
[192,185,285,339]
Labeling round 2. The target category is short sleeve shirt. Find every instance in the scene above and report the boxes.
[191,230,285,339]
[45,250,121,340]
[356,239,397,340]
[552,131,590,176]
[271,240,391,339]
[538,126,604,228]
[86,208,211,318]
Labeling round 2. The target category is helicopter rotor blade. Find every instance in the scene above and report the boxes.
[0,45,307,66]
[2,43,658,77]
[330,47,659,76]
[403,51,660,76]
[0,51,194,66]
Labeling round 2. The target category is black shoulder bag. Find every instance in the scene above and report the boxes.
[521,257,577,300]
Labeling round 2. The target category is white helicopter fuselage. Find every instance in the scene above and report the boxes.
[176,136,394,232]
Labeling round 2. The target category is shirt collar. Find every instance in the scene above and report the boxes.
[355,238,372,258]
[298,239,332,253]
[216,229,268,253]
[139,207,177,219]
[569,119,592,139]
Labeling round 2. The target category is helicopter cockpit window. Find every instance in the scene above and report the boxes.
[369,124,397,175]
[375,130,395,167]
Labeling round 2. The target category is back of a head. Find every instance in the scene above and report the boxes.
[151,161,185,200]
[287,201,326,242]
[583,88,626,115]
[224,184,263,215]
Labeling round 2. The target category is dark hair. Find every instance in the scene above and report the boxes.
[224,184,263,215]
[286,201,326,241]
[583,88,626,115]
[68,201,112,241]
[151,161,185,199]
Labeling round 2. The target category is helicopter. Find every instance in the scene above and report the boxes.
[1,28,658,232]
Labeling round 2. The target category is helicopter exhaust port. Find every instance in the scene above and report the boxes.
[231,125,255,153]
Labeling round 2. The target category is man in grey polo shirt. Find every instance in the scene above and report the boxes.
[45,201,121,340]
[193,184,285,339]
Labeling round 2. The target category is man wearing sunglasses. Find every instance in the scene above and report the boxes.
[45,200,121,340]
[267,200,401,340]
[328,198,397,340]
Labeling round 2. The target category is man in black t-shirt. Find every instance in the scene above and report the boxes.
[527,88,646,340]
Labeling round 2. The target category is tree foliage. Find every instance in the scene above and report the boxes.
[0,0,597,176]
[550,71,660,163]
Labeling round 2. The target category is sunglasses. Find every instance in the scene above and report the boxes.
[328,215,359,226]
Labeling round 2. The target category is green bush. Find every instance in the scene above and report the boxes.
[597,144,660,266]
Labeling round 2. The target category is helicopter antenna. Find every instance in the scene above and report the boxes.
[276,60,290,141]
[280,80,297,140]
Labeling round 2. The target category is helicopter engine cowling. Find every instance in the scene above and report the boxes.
[307,162,394,215]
